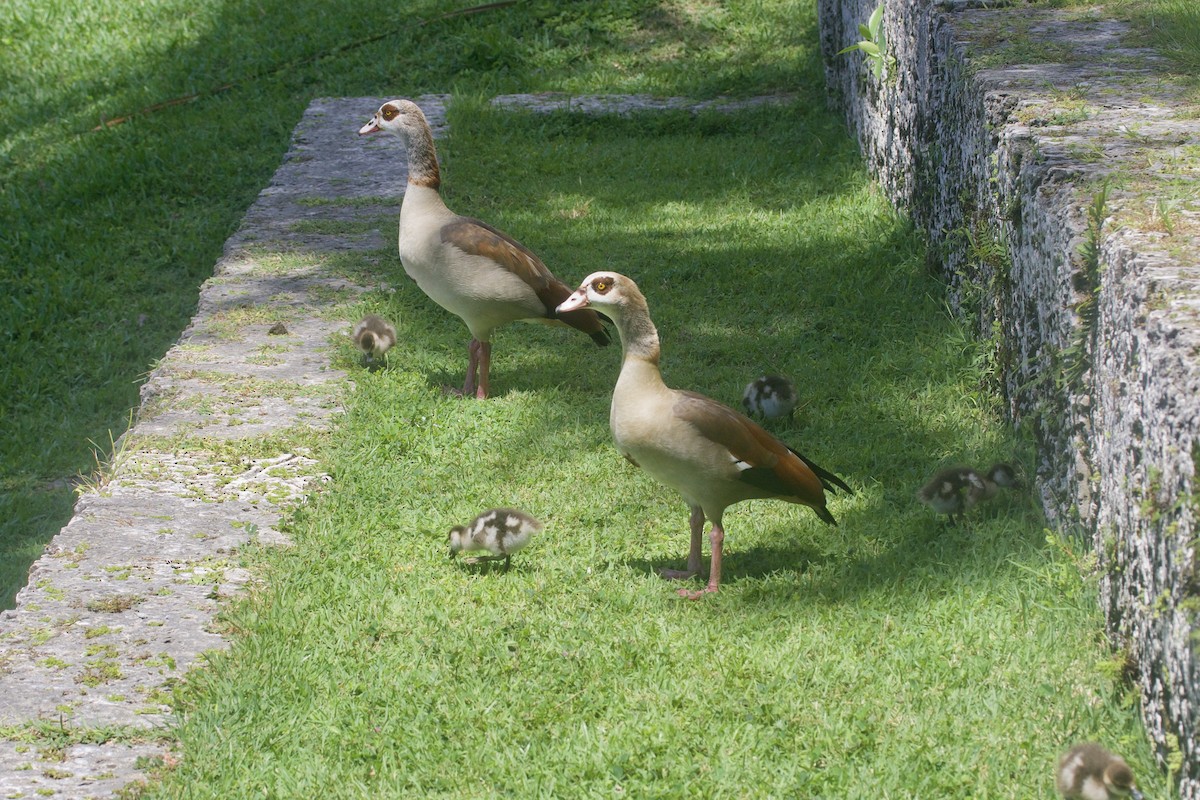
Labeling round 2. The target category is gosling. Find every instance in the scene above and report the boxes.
[448,508,542,571]
[1056,742,1143,800]
[916,462,1021,523]
[742,375,799,420]
[353,314,397,364]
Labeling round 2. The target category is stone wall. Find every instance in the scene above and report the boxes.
[818,1,1200,795]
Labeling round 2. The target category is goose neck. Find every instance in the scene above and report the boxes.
[404,123,441,189]
[615,307,662,367]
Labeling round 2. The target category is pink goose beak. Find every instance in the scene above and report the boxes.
[358,118,380,135]
[556,288,589,315]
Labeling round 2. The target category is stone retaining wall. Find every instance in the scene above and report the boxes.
[818,1,1200,794]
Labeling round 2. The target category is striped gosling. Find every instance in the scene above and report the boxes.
[742,374,799,420]
[448,508,542,571]
[916,462,1021,523]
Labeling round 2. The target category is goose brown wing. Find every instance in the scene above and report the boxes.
[673,391,837,518]
[441,218,610,344]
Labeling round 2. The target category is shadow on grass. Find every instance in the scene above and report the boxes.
[0,0,1021,652]
[2,0,823,609]
[614,496,1036,604]
[622,541,831,586]
[0,485,77,608]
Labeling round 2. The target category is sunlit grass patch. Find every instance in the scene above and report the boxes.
[144,98,1164,797]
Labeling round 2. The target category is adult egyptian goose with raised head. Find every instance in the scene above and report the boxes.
[1056,743,1144,800]
[916,462,1021,523]
[359,99,609,398]
[558,272,851,599]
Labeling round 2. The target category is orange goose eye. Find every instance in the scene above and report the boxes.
[592,278,610,293]
[381,105,399,121]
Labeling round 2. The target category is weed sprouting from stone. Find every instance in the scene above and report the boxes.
[837,4,895,80]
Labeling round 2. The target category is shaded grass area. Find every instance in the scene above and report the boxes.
[0,0,814,608]
[145,98,1160,796]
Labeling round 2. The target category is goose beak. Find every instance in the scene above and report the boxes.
[1130,790,1144,800]
[556,289,589,314]
[358,117,381,136]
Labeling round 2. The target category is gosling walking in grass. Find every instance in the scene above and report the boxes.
[742,374,799,420]
[448,508,541,571]
[353,314,397,365]
[1056,743,1143,800]
[916,462,1021,523]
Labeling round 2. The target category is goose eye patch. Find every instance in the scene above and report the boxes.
[592,278,611,293]
[381,105,399,121]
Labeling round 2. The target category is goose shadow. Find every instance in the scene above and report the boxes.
[610,496,1039,602]
[618,540,835,590]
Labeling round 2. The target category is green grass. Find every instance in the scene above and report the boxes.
[1,0,1186,795]
[0,0,1193,605]
[140,93,1162,796]
[1111,0,1200,76]
[964,0,1200,88]
[0,0,811,608]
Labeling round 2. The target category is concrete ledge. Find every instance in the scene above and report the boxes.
[819,1,1200,794]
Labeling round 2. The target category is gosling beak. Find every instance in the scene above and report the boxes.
[556,289,589,315]
[358,117,381,136]
[1130,789,1144,800]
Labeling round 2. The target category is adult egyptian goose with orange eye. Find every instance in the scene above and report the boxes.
[557,272,852,599]
[358,99,610,398]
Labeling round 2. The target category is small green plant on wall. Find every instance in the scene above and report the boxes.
[838,4,895,80]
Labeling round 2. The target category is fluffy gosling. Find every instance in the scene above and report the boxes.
[741,375,799,420]
[916,462,1021,523]
[448,508,542,571]
[353,314,397,364]
[1056,743,1143,800]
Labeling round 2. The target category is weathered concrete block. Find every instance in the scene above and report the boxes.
[820,0,1200,794]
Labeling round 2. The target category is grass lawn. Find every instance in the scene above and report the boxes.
[1,0,1195,607]
[3,0,1195,796]
[148,89,1161,800]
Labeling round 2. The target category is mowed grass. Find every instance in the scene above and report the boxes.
[0,0,813,607]
[3,0,1182,795]
[144,101,1161,797]
[1069,0,1200,72]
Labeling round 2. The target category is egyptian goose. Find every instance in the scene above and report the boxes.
[742,374,799,419]
[448,508,542,570]
[1056,743,1143,800]
[358,99,610,398]
[352,314,397,364]
[557,272,851,599]
[916,462,1021,523]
